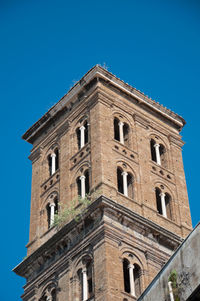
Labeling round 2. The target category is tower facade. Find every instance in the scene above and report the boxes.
[14,66,192,301]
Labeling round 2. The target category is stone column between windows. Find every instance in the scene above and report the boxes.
[160,192,167,218]
[128,264,136,297]
[51,153,56,175]
[80,175,86,198]
[49,202,56,226]
[122,171,128,197]
[82,267,88,301]
[46,294,53,301]
[80,125,85,149]
[154,143,161,165]
[118,121,124,144]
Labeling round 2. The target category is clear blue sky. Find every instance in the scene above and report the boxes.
[1,0,200,300]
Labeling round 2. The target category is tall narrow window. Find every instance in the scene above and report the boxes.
[85,170,90,195]
[155,188,171,219]
[155,187,162,215]
[114,118,130,146]
[48,150,59,177]
[84,121,89,145]
[77,170,90,199]
[165,193,172,220]
[150,139,157,162]
[77,120,89,150]
[87,261,93,298]
[55,149,59,171]
[123,259,130,293]
[123,123,130,147]
[46,196,59,229]
[117,168,123,194]
[46,203,51,229]
[114,118,120,141]
[117,168,134,199]
[79,263,93,301]
[127,173,134,199]
[134,264,142,297]
[160,144,167,168]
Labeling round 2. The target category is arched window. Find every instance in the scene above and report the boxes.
[134,264,142,297]
[46,196,59,229]
[78,261,94,301]
[117,168,134,198]
[114,118,130,146]
[114,118,120,141]
[150,139,157,162]
[160,144,167,168]
[48,149,59,177]
[123,259,142,297]
[123,259,130,293]
[165,193,172,220]
[155,187,172,220]
[117,167,123,194]
[155,187,162,215]
[150,139,167,168]
[77,170,90,198]
[76,120,89,150]
[39,285,57,301]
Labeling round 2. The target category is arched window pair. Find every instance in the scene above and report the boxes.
[155,187,172,219]
[76,120,89,150]
[123,259,142,298]
[150,139,167,168]
[117,167,134,199]
[46,194,59,229]
[76,170,90,199]
[39,285,56,301]
[114,117,130,147]
[77,261,93,301]
[47,148,59,177]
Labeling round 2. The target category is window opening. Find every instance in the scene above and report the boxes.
[117,168,123,194]
[123,259,130,293]
[155,187,162,215]
[150,139,156,162]
[114,118,120,141]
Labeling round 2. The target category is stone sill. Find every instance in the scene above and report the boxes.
[121,291,137,300]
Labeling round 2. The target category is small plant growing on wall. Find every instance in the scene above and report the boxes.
[53,190,101,229]
[168,270,180,301]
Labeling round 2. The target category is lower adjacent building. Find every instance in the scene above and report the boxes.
[138,223,200,301]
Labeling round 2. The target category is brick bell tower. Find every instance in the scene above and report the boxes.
[14,65,192,301]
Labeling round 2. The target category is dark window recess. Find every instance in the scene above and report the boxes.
[76,128,81,150]
[150,139,156,162]
[77,177,81,196]
[123,123,130,147]
[48,155,52,176]
[84,121,89,144]
[117,168,123,194]
[46,204,51,229]
[85,170,90,195]
[134,264,141,297]
[165,193,172,220]
[87,261,93,297]
[155,188,162,215]
[55,149,59,170]
[123,259,130,293]
[114,118,120,141]
[127,173,134,199]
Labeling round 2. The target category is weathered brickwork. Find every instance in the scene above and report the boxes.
[14,66,192,301]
